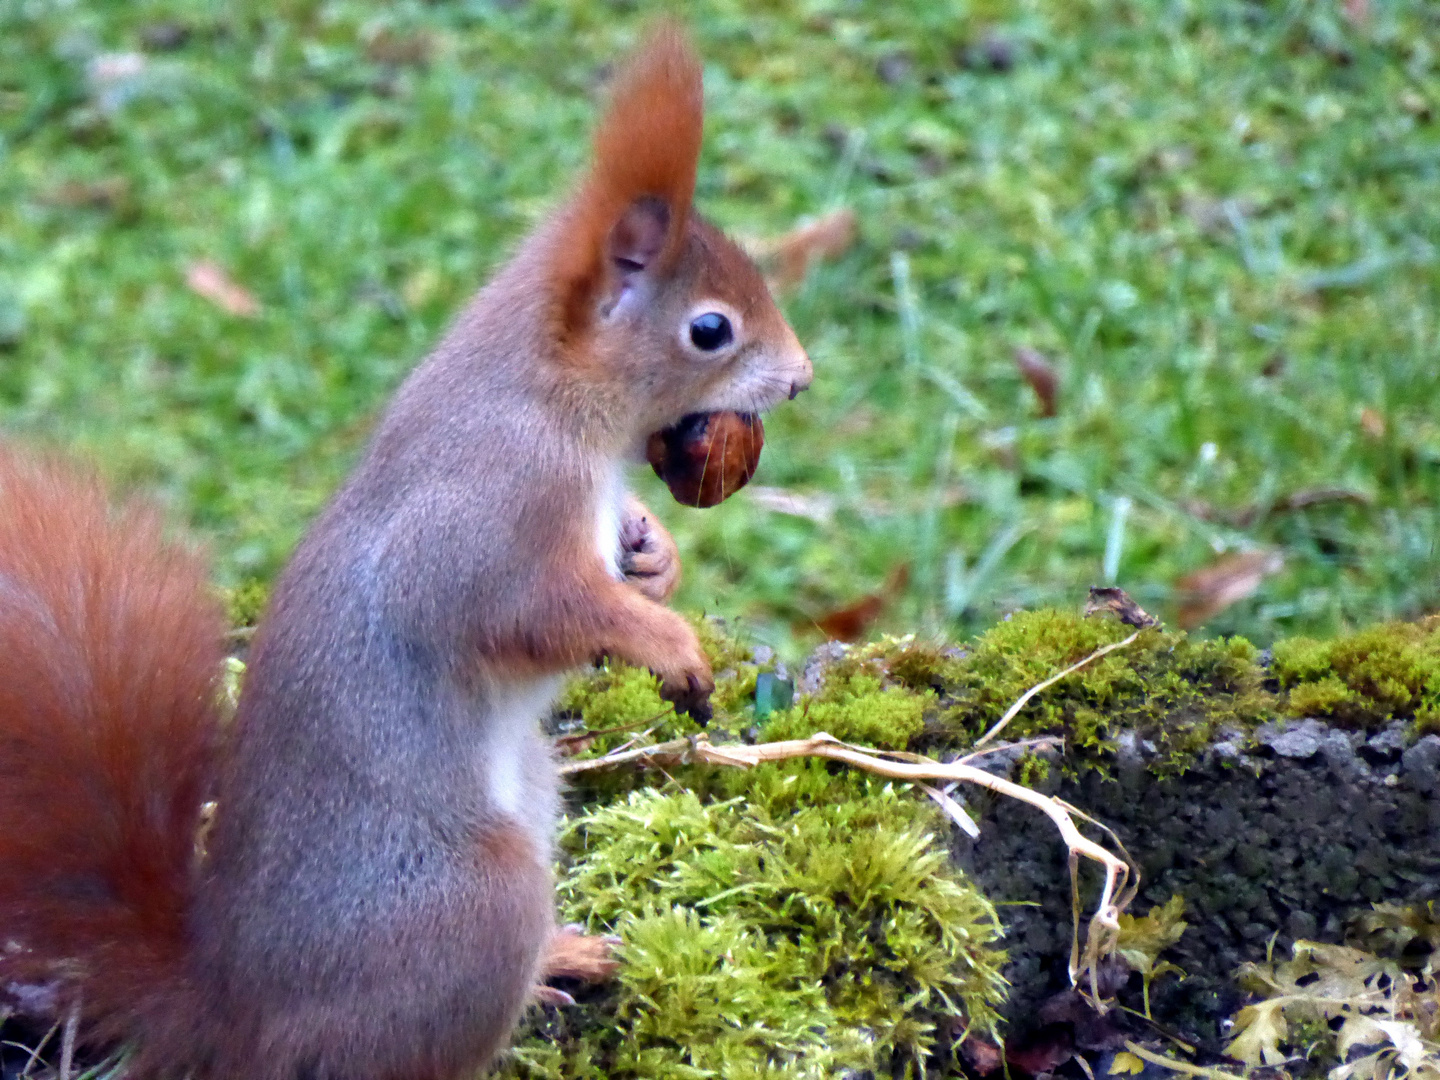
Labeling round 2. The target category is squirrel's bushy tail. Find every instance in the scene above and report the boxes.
[0,446,224,1050]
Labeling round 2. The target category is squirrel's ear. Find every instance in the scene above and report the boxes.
[608,197,670,277]
[551,23,703,342]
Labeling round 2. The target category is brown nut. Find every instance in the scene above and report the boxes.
[645,411,763,508]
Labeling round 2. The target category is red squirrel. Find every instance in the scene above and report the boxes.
[0,24,810,1080]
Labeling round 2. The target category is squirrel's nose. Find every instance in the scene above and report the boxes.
[780,329,813,401]
[786,346,813,400]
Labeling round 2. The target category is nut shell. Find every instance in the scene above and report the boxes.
[646,411,764,508]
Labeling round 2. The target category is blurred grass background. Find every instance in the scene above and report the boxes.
[1,0,1437,655]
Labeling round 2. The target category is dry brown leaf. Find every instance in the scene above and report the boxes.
[1085,587,1160,630]
[1175,550,1282,629]
[1181,489,1371,528]
[1360,407,1387,440]
[1014,346,1059,417]
[760,208,857,290]
[364,28,436,66]
[185,259,260,318]
[42,177,132,211]
[813,595,885,643]
[960,1038,1005,1076]
[811,564,909,642]
[1274,487,1372,514]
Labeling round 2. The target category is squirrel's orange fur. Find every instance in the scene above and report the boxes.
[0,448,220,1052]
[553,23,703,349]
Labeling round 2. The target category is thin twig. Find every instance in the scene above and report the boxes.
[1063,796,1142,995]
[971,630,1142,750]
[19,1017,57,1076]
[554,710,670,756]
[560,730,1136,972]
[954,734,1065,767]
[918,781,980,839]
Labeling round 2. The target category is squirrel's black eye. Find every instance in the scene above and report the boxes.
[689,312,733,351]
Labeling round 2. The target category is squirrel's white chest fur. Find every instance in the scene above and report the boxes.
[480,464,625,830]
[593,461,625,580]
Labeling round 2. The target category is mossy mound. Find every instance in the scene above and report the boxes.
[762,610,1440,774]
[765,613,1271,777]
[1273,616,1440,733]
[502,609,1440,1077]
[506,622,1009,1079]
[505,785,1005,1079]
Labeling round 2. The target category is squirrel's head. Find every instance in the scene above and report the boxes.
[545,24,812,442]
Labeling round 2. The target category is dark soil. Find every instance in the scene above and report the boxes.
[954,721,1440,1051]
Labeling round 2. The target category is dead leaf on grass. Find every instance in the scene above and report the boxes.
[1175,550,1282,629]
[811,563,909,642]
[1014,346,1059,417]
[756,208,857,290]
[42,177,132,211]
[185,259,261,318]
[1361,407,1387,440]
[1179,488,1371,528]
[364,28,436,66]
[140,22,192,51]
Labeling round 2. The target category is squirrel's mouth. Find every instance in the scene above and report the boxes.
[645,411,762,508]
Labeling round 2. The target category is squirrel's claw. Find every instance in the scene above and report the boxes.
[657,670,712,724]
[531,985,576,1008]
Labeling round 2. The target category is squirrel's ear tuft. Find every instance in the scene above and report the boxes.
[590,21,702,238]
[551,22,704,347]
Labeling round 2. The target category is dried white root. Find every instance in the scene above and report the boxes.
[561,728,1138,991]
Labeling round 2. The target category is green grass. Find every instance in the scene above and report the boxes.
[3,0,1438,654]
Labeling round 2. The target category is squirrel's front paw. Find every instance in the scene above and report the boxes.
[619,502,680,603]
[656,662,714,724]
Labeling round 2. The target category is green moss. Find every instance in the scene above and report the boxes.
[221,579,270,629]
[922,610,1271,776]
[1016,752,1051,787]
[712,664,761,719]
[882,638,968,694]
[500,785,1006,1079]
[1417,705,1440,737]
[557,663,676,734]
[761,670,931,750]
[1272,617,1440,728]
[1286,676,1358,718]
[1271,637,1336,687]
[693,616,759,677]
